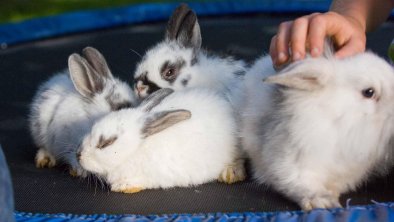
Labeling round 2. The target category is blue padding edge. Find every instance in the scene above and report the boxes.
[14,202,394,222]
[0,0,332,46]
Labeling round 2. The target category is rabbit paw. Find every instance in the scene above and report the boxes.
[69,167,88,178]
[300,195,342,211]
[120,187,144,194]
[111,184,144,194]
[218,159,246,184]
[35,149,56,168]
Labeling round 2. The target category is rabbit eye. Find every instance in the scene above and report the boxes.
[96,135,118,149]
[362,87,375,98]
[164,68,175,79]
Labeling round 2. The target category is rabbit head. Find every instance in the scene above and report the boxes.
[78,88,191,175]
[133,4,205,99]
[265,52,394,117]
[69,47,137,112]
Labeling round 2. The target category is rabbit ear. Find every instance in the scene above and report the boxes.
[68,53,105,98]
[165,3,202,50]
[264,60,331,91]
[139,88,174,112]
[142,109,191,138]
[82,47,113,79]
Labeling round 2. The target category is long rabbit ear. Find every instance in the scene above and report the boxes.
[139,88,174,112]
[82,47,113,79]
[165,3,202,51]
[264,59,332,91]
[68,53,105,98]
[142,109,191,138]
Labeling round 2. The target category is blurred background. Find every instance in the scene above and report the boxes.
[0,0,187,24]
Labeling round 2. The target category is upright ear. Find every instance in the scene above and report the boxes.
[82,47,113,79]
[68,53,105,98]
[165,3,202,51]
[139,88,174,112]
[264,59,332,91]
[142,109,192,138]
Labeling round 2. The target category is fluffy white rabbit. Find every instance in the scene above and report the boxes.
[132,3,247,183]
[78,88,239,193]
[29,47,137,177]
[241,47,394,210]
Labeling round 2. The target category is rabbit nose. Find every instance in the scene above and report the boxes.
[136,85,146,93]
[135,85,147,98]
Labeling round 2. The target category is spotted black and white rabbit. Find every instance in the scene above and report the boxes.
[29,47,137,177]
[132,4,247,183]
[133,4,246,102]
[78,88,239,193]
[241,45,394,210]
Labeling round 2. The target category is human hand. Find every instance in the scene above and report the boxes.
[270,11,367,67]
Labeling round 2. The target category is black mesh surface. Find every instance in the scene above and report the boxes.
[1,14,394,215]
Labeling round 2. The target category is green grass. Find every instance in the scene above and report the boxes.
[0,0,207,24]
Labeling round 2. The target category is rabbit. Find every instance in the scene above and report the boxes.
[241,44,394,210]
[77,88,240,193]
[29,47,137,177]
[132,3,247,183]
[133,4,246,102]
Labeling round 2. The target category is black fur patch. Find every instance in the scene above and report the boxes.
[181,75,191,87]
[233,70,246,76]
[159,59,186,84]
[135,71,161,94]
[96,135,118,149]
[190,56,198,66]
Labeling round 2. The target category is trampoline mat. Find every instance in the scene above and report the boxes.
[1,14,394,215]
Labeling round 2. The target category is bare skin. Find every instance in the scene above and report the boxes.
[270,0,394,67]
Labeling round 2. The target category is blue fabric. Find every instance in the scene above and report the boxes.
[14,202,394,222]
[0,0,332,46]
[0,144,16,222]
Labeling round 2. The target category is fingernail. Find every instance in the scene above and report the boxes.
[293,52,301,61]
[278,52,286,62]
[311,47,320,57]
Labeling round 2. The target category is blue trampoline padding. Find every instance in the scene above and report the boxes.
[0,0,332,46]
[14,202,394,222]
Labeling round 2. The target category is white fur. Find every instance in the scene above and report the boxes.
[241,52,394,210]
[79,88,238,191]
[29,51,137,176]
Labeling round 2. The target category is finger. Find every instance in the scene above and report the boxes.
[334,38,365,58]
[322,12,352,46]
[290,17,309,61]
[269,35,278,65]
[275,21,292,64]
[307,14,326,57]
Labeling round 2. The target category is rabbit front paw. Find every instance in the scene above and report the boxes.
[218,158,247,184]
[300,194,342,211]
[69,167,88,178]
[111,183,144,194]
[35,148,56,168]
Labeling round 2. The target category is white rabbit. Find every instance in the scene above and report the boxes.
[241,47,394,210]
[29,47,137,177]
[132,3,247,183]
[78,88,239,193]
